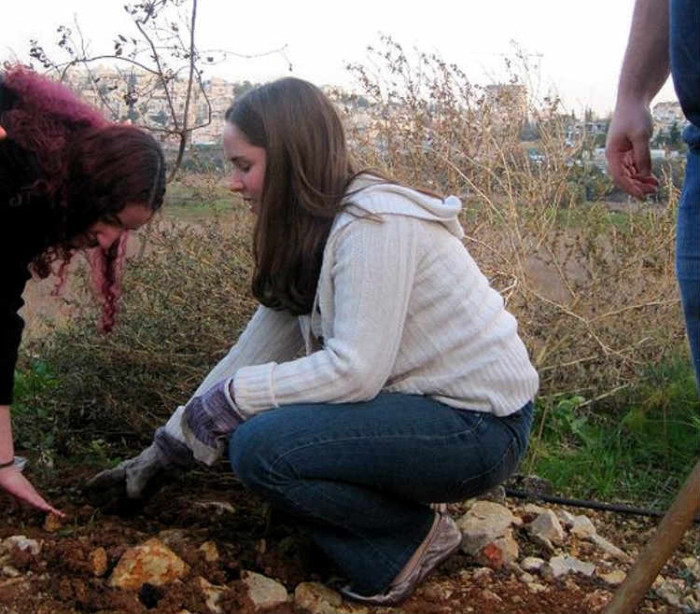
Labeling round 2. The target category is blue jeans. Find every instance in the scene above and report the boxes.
[671,0,700,388]
[229,393,533,594]
[676,146,700,387]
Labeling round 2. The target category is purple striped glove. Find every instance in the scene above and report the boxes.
[182,378,246,464]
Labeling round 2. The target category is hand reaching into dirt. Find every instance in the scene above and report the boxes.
[0,464,65,516]
[84,379,242,512]
[83,444,172,513]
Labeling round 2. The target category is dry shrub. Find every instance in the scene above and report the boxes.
[24,39,686,451]
[341,37,684,399]
[27,210,257,449]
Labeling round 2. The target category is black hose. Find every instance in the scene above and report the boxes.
[504,488,700,524]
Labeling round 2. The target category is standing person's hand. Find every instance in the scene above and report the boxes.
[606,101,660,199]
[0,464,64,516]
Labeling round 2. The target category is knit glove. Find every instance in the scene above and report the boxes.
[181,378,246,465]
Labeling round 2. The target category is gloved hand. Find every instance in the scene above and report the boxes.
[83,443,171,512]
[182,378,245,465]
[84,378,243,511]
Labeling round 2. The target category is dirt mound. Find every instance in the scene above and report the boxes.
[0,465,697,613]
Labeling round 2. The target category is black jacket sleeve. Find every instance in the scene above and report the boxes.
[0,252,30,405]
[0,77,34,405]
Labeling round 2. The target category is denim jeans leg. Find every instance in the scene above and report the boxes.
[676,147,700,388]
[229,393,532,595]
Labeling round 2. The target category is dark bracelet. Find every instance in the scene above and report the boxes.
[0,459,15,469]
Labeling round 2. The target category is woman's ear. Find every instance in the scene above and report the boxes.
[0,126,6,140]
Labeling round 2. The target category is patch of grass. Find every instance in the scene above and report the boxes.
[525,355,699,508]
[164,199,232,221]
[11,360,59,467]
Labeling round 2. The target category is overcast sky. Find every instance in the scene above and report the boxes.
[2,0,678,116]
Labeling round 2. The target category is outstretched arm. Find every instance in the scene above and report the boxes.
[85,306,304,503]
[0,405,64,515]
[606,0,670,198]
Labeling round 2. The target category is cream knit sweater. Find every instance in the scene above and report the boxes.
[163,177,539,462]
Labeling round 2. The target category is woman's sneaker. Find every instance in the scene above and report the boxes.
[340,513,462,606]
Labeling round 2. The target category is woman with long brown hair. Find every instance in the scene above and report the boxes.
[0,66,166,516]
[90,77,538,605]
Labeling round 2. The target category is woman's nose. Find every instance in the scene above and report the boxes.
[230,178,244,193]
[96,226,123,251]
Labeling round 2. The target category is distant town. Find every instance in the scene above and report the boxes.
[63,66,688,164]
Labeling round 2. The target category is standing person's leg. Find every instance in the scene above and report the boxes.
[229,393,533,596]
[670,0,700,388]
[676,147,700,387]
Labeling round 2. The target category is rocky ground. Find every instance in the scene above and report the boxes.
[0,465,698,614]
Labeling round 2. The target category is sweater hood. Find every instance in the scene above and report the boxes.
[338,174,464,239]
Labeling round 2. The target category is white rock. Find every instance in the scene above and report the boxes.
[521,556,546,572]
[527,582,548,593]
[240,571,289,611]
[588,533,632,562]
[295,582,341,611]
[294,582,366,614]
[1,536,41,556]
[521,504,548,516]
[544,555,596,579]
[472,567,493,580]
[597,569,626,586]
[569,515,597,539]
[519,572,536,584]
[555,509,577,527]
[456,501,518,556]
[527,510,565,547]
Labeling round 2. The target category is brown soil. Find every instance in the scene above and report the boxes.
[0,464,697,614]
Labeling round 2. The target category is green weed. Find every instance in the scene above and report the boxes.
[526,355,699,507]
[11,360,59,469]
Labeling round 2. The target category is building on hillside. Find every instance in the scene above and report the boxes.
[190,77,236,145]
[62,66,239,148]
[652,100,687,144]
[653,101,684,126]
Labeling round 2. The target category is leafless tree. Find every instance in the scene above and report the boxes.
[27,0,289,181]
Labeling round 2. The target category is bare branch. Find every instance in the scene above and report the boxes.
[169,0,198,181]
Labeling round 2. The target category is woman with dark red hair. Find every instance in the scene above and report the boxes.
[0,66,166,515]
